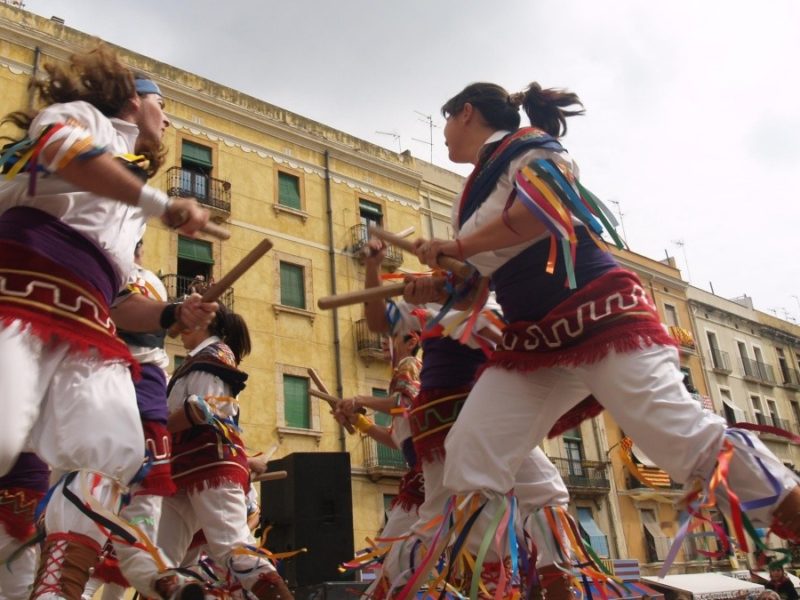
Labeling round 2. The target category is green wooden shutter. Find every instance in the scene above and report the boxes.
[372,388,405,468]
[280,262,305,309]
[177,236,214,264]
[278,172,301,210]
[181,141,213,168]
[284,375,310,429]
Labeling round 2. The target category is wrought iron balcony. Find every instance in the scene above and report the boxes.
[780,367,800,390]
[161,274,234,311]
[362,436,406,480]
[708,348,732,374]
[166,166,231,214]
[354,318,386,362]
[740,357,775,385]
[349,224,403,270]
[550,457,610,494]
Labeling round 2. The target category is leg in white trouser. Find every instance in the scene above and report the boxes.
[0,322,62,476]
[111,492,166,598]
[0,523,39,600]
[157,493,199,572]
[444,346,797,528]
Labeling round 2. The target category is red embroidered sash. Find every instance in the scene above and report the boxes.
[0,487,44,541]
[410,386,471,464]
[486,268,676,437]
[0,241,135,370]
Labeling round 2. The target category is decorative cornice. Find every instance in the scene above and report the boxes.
[172,119,420,209]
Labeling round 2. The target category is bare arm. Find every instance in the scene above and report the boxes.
[111,292,218,332]
[415,199,547,267]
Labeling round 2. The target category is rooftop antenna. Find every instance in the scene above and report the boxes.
[412,110,438,163]
[375,130,401,152]
[671,239,692,282]
[608,199,629,243]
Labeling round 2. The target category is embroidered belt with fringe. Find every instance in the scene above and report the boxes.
[486,268,675,437]
[392,465,425,512]
[410,386,471,463]
[0,487,44,540]
[0,240,136,371]
[138,420,176,497]
[171,426,250,493]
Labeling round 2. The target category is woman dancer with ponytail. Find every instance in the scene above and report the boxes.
[157,306,293,600]
[408,81,800,598]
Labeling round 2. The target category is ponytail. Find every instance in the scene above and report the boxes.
[520,82,585,138]
[209,305,252,364]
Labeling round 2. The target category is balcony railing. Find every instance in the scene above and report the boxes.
[755,413,790,431]
[780,367,800,390]
[709,348,732,374]
[161,274,234,311]
[354,318,386,362]
[349,224,403,270]
[550,457,610,493]
[166,166,231,214]
[362,436,406,479]
[740,357,776,385]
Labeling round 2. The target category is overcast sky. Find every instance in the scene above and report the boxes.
[23,0,800,322]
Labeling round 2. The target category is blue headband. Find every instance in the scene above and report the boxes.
[135,78,162,97]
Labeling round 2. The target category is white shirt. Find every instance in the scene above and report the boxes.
[452,130,580,277]
[0,101,148,288]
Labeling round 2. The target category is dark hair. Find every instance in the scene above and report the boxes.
[441,81,585,138]
[2,44,166,176]
[209,305,252,365]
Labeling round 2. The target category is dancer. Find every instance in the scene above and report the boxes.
[0,453,50,600]
[84,238,204,600]
[410,81,799,594]
[351,239,579,600]
[0,45,215,600]
[336,286,423,588]
[157,306,294,600]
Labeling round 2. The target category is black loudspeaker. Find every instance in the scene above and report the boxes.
[260,452,355,588]
[294,582,370,600]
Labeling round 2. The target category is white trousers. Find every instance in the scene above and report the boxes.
[0,320,143,482]
[0,524,38,600]
[111,492,166,598]
[381,447,570,586]
[444,345,797,526]
[158,482,276,591]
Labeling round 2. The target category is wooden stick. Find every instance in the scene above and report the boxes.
[167,238,273,336]
[307,369,362,434]
[252,470,288,482]
[368,225,473,279]
[200,221,231,240]
[318,282,406,310]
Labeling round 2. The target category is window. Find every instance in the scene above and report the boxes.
[173,355,185,371]
[359,199,383,229]
[766,399,780,428]
[577,507,609,558]
[750,395,764,425]
[663,304,679,327]
[277,171,302,210]
[177,236,213,297]
[180,140,213,200]
[791,401,800,430]
[720,388,744,425]
[641,509,672,562]
[279,262,305,309]
[707,331,727,371]
[680,367,697,394]
[372,388,405,468]
[777,348,792,384]
[564,433,584,477]
[283,374,310,429]
[382,493,396,526]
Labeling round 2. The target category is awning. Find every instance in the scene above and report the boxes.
[721,397,747,423]
[583,579,665,600]
[642,573,764,600]
[177,236,214,264]
[631,444,658,468]
[577,509,610,558]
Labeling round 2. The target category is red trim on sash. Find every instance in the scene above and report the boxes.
[0,241,138,376]
[138,420,176,497]
[0,487,44,541]
[171,426,250,494]
[409,386,471,464]
[392,465,425,512]
[484,269,676,437]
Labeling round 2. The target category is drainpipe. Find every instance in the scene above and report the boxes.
[325,150,346,452]
[28,46,40,109]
